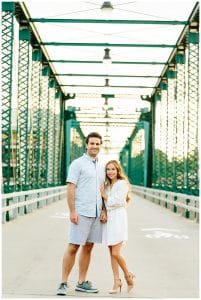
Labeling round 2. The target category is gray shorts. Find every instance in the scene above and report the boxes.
[68,214,102,245]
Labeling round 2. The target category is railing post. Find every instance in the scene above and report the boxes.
[185,199,190,219]
[18,196,25,216]
[173,196,177,213]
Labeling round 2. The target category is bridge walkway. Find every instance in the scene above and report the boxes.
[2,193,199,298]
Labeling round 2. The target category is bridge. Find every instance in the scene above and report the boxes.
[1,1,199,298]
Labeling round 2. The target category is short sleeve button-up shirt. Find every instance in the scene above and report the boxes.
[66,153,105,217]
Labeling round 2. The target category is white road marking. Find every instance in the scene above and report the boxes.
[141,228,180,232]
[51,212,69,219]
[141,228,189,239]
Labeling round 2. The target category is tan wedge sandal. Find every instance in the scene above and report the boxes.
[125,272,135,292]
[109,278,122,294]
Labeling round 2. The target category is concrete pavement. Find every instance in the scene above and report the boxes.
[2,193,199,298]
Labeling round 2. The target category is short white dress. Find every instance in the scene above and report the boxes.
[102,179,128,245]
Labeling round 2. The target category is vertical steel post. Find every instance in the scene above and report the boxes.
[40,65,50,187]
[47,78,56,186]
[186,26,199,195]
[175,49,186,192]
[166,66,177,190]
[29,48,42,188]
[54,91,62,185]
[16,27,31,191]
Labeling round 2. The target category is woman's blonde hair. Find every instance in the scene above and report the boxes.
[105,160,132,203]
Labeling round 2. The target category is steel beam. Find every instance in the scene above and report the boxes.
[50,59,165,65]
[61,84,154,88]
[30,18,188,25]
[42,42,175,48]
[56,73,159,78]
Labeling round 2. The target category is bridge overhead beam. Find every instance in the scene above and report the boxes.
[30,18,189,25]
[42,42,175,48]
[50,60,165,65]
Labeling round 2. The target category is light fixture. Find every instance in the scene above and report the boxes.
[105,78,110,87]
[103,97,108,110]
[103,48,112,65]
[100,1,113,14]
[104,78,110,94]
[140,95,152,101]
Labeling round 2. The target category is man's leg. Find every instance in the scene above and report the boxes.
[78,242,94,283]
[61,243,80,282]
[75,242,98,293]
[57,243,80,295]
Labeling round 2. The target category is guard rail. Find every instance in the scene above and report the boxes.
[1,186,67,223]
[132,185,199,222]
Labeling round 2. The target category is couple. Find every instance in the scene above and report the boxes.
[57,132,135,295]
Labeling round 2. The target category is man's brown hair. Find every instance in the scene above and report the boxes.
[86,132,103,144]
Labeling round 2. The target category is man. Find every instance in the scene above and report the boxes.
[57,132,107,295]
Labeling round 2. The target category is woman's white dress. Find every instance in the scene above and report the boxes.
[102,179,128,245]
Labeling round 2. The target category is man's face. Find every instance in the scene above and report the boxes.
[86,137,102,158]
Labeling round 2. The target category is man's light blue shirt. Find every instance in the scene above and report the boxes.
[66,153,105,217]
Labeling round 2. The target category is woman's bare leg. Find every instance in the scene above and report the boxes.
[108,246,121,289]
[110,242,130,277]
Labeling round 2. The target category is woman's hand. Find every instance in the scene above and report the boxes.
[100,209,107,223]
[100,184,107,200]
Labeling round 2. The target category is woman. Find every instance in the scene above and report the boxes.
[100,160,135,294]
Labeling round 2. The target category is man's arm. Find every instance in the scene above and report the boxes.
[67,182,78,224]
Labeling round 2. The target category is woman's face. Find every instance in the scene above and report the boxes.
[106,163,117,181]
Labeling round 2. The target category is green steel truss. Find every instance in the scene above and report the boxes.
[1,2,199,197]
[1,3,15,192]
[1,4,66,192]
[152,28,199,195]
[120,24,199,195]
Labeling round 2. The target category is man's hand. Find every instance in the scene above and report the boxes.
[70,211,79,224]
[100,209,107,223]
